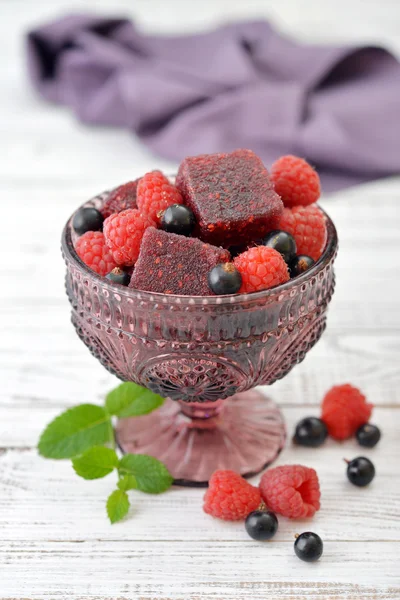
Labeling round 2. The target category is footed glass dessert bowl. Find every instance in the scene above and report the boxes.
[62,192,337,485]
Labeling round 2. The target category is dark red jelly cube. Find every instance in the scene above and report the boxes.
[176,149,283,246]
[100,180,139,219]
[129,227,230,295]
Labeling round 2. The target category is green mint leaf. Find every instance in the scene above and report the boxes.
[105,382,164,418]
[117,475,137,491]
[72,446,119,480]
[106,489,130,524]
[118,454,173,494]
[38,404,112,459]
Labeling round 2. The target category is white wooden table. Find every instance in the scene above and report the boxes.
[1,1,400,598]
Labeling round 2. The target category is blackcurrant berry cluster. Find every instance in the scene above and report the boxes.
[293,418,381,449]
[263,230,314,278]
[244,509,323,562]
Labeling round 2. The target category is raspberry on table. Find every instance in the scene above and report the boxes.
[277,204,327,261]
[259,465,321,519]
[137,171,183,224]
[100,180,139,219]
[203,470,262,521]
[103,209,153,266]
[271,155,321,208]
[130,227,230,295]
[176,149,283,247]
[75,231,117,277]
[233,246,289,293]
[321,384,373,440]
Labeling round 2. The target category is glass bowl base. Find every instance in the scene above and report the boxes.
[115,390,286,486]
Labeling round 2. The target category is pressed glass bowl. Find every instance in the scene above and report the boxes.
[62,192,338,485]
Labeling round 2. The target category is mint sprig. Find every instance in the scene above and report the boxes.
[117,475,138,491]
[38,404,112,459]
[105,382,164,418]
[119,454,173,494]
[38,382,172,523]
[72,446,119,479]
[107,489,130,524]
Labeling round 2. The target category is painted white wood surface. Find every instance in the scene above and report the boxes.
[1,1,400,598]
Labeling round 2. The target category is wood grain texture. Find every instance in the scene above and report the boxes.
[2,541,400,599]
[1,0,400,598]
[0,408,399,544]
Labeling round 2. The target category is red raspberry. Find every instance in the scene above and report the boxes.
[233,246,289,293]
[271,155,321,208]
[277,204,327,261]
[101,180,139,219]
[103,209,153,266]
[260,465,321,519]
[203,470,261,521]
[321,384,373,440]
[75,231,117,277]
[137,171,183,223]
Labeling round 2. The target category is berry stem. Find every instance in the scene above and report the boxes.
[294,533,299,539]
[343,458,350,464]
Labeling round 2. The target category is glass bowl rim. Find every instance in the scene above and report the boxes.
[62,197,338,307]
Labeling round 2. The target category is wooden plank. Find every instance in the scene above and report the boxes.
[1,540,399,599]
[0,407,398,544]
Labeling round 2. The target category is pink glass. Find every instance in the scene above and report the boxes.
[62,191,338,485]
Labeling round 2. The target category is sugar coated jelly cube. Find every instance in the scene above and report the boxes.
[176,149,283,246]
[130,227,230,296]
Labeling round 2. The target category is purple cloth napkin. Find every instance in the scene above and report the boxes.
[27,15,400,192]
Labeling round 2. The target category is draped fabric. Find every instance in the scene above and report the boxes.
[27,15,400,191]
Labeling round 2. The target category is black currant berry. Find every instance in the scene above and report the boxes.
[289,255,315,277]
[263,230,297,263]
[346,456,375,487]
[160,204,195,236]
[208,263,242,295]
[293,417,328,448]
[356,424,381,448]
[106,267,130,286]
[73,207,104,235]
[245,510,278,541]
[294,532,323,562]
